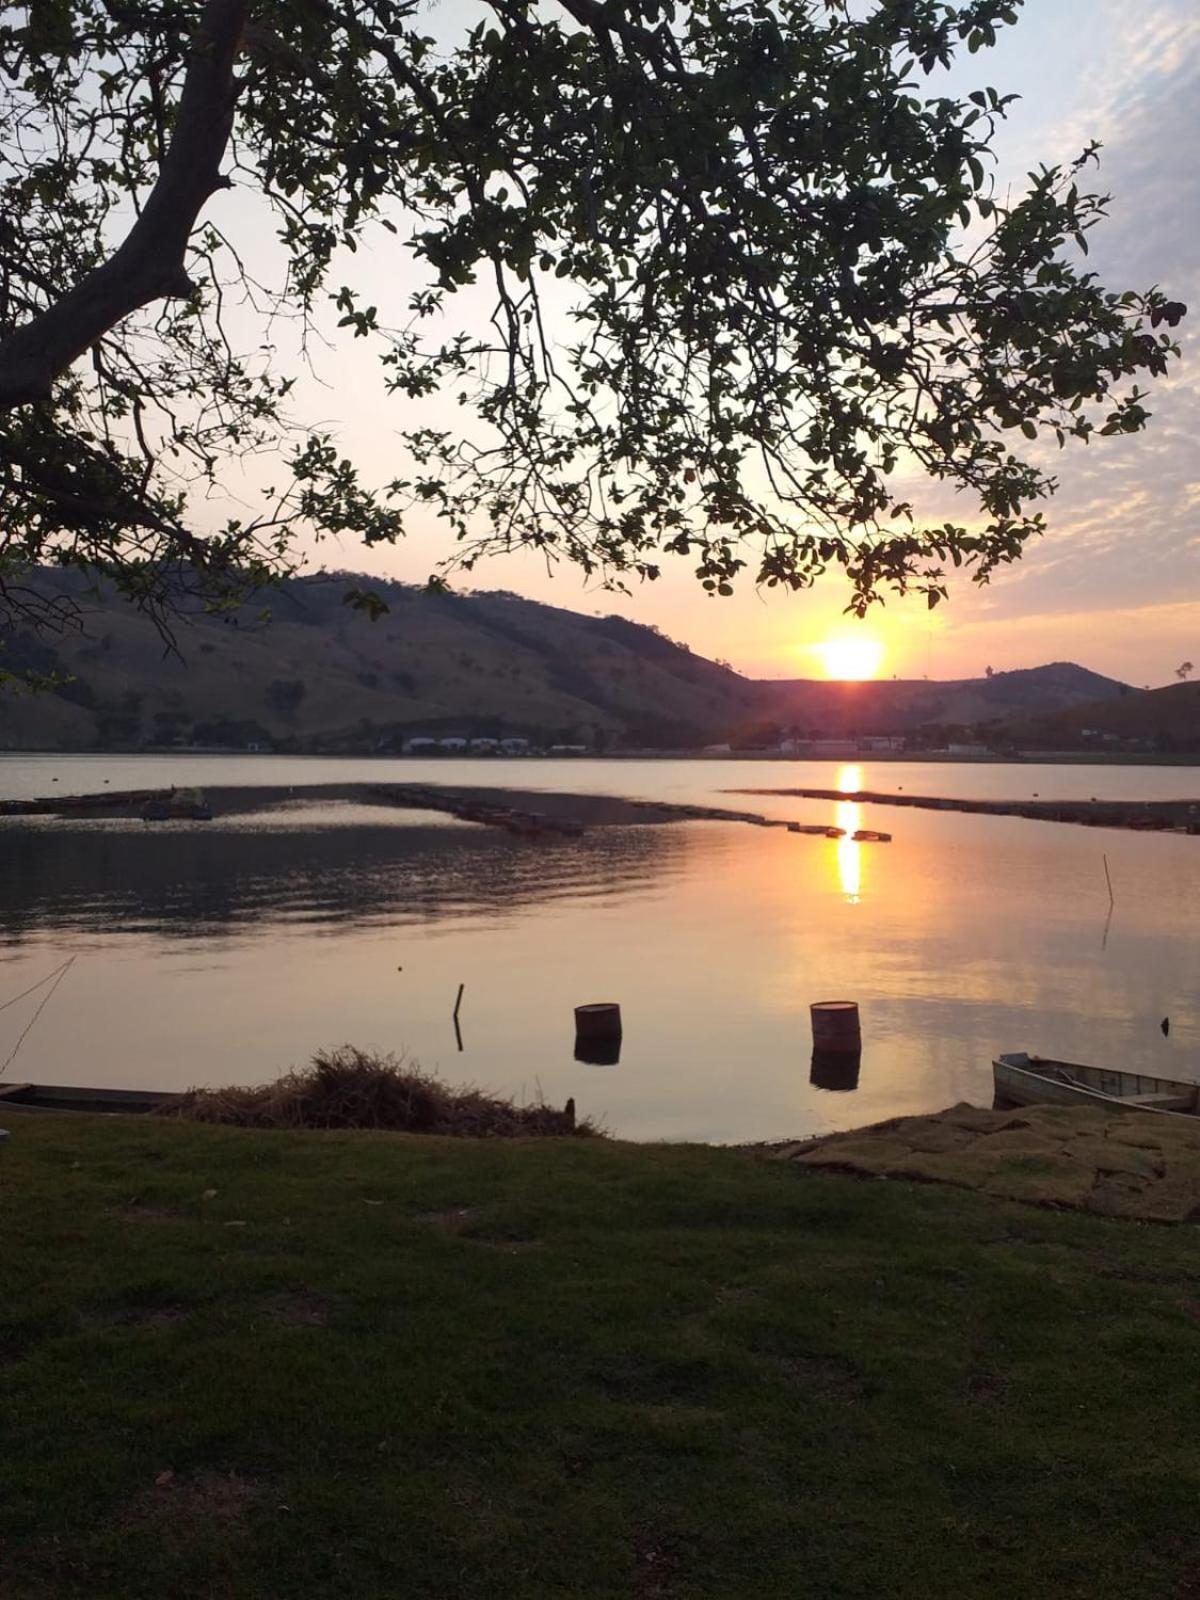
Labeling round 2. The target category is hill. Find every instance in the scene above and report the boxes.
[0,570,1133,751]
[755,662,1128,741]
[0,572,760,751]
[995,680,1200,754]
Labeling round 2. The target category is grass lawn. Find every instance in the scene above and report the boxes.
[2,1115,1198,1599]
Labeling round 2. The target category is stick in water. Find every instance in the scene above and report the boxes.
[453,983,465,1053]
[1103,854,1115,906]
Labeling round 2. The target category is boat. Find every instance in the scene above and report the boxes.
[2,789,160,817]
[0,1083,183,1115]
[140,787,213,821]
[993,1052,1200,1117]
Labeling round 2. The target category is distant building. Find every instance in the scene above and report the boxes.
[469,737,498,752]
[947,743,990,757]
[438,737,468,752]
[403,737,438,754]
[780,738,859,758]
[858,736,905,752]
[499,737,530,755]
[547,744,589,756]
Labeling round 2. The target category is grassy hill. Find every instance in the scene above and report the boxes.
[0,570,1132,751]
[756,662,1128,740]
[996,680,1200,753]
[0,573,760,751]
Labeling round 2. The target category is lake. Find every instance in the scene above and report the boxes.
[2,754,1197,1142]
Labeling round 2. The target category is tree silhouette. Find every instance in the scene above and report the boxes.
[0,0,1186,660]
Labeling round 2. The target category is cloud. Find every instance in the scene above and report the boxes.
[929,3,1196,646]
[936,597,1200,686]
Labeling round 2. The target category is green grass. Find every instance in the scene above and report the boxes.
[2,1116,1198,1599]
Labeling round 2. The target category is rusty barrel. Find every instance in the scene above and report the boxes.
[575,1002,622,1041]
[810,1000,861,1055]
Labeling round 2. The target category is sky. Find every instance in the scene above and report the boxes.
[209,0,1199,686]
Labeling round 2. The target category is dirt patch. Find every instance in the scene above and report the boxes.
[110,1203,183,1224]
[412,1208,538,1250]
[777,1354,864,1402]
[415,1207,477,1231]
[965,1371,1009,1405]
[1098,1264,1195,1286]
[468,1235,543,1254]
[713,1284,759,1308]
[261,1292,330,1327]
[120,1470,261,1550]
[634,1528,691,1596]
[81,1304,187,1332]
[778,1104,1200,1223]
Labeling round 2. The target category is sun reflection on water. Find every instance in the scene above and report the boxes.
[836,800,862,903]
[833,765,864,901]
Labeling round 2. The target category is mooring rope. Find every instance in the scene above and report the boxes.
[0,956,77,1078]
[0,958,75,1016]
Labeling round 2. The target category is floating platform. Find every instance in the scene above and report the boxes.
[732,786,1199,836]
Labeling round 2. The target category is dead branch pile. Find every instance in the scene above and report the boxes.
[161,1046,592,1137]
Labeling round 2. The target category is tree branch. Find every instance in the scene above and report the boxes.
[0,0,247,410]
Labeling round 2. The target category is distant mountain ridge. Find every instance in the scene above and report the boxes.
[993,680,1200,753]
[0,569,1132,751]
[757,662,1129,739]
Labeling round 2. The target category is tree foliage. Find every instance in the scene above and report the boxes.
[0,0,1187,654]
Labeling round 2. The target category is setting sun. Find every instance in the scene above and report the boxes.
[813,635,885,681]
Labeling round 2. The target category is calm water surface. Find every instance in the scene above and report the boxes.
[1,755,1197,1141]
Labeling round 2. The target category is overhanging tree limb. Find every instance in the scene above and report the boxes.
[0,0,1187,643]
[0,0,246,408]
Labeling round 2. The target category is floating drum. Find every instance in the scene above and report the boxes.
[575,1002,622,1041]
[575,1003,622,1066]
[811,1000,861,1055]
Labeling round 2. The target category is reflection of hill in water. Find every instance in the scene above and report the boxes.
[0,821,688,943]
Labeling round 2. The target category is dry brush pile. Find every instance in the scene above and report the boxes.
[162,1047,591,1138]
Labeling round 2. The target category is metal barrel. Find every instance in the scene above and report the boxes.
[810,1000,861,1055]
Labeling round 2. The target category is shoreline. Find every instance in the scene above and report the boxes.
[3,746,1200,767]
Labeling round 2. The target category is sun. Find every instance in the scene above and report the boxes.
[814,635,885,681]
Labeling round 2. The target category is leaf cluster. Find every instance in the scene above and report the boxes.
[0,0,1185,637]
